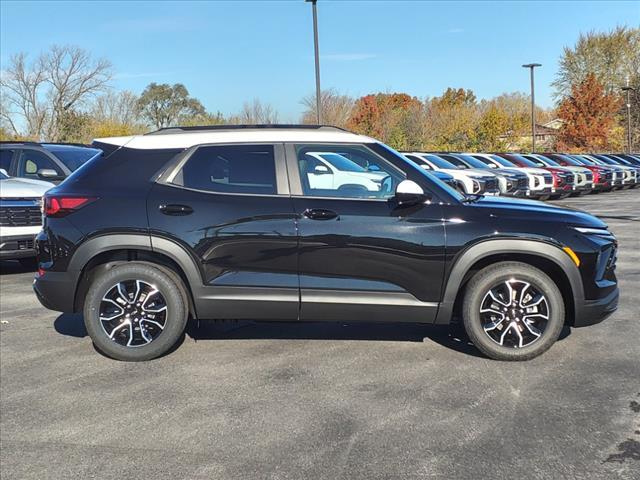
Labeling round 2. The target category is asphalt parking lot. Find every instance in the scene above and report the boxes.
[1,190,639,480]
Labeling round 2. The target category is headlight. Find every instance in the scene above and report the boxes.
[573,227,612,236]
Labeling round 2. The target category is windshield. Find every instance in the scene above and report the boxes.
[489,155,516,167]
[45,145,102,171]
[508,154,539,168]
[533,154,560,167]
[317,153,367,172]
[455,154,490,169]
[424,154,462,169]
[571,155,593,165]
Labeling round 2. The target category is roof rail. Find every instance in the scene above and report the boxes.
[144,124,352,136]
[0,141,91,148]
[0,140,41,145]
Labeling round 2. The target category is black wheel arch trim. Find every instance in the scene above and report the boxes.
[434,238,584,325]
[68,233,205,317]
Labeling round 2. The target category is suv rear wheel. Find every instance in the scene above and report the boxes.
[83,262,188,361]
[462,261,564,361]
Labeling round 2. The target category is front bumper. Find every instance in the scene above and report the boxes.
[0,234,38,260]
[573,287,619,327]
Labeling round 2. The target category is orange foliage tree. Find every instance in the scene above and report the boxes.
[556,73,622,152]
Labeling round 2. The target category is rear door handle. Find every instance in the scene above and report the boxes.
[302,208,339,220]
[159,204,193,216]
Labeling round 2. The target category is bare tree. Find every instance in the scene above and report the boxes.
[233,99,280,124]
[300,88,354,127]
[91,90,140,126]
[0,45,112,140]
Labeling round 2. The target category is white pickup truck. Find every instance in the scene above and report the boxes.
[0,170,53,265]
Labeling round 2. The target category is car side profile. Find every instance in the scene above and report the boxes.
[33,125,619,362]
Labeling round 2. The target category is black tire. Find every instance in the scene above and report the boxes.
[83,262,188,361]
[462,261,565,361]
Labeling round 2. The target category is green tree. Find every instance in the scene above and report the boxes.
[475,105,509,151]
[137,83,205,129]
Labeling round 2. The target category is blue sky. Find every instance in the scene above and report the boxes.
[1,1,638,121]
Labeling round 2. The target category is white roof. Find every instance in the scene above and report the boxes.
[95,128,376,150]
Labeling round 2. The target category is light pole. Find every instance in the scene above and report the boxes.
[522,63,541,152]
[306,0,322,124]
[622,80,635,154]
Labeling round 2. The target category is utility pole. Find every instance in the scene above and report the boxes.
[307,0,322,124]
[522,63,541,152]
[622,77,635,153]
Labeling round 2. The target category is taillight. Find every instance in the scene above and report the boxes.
[44,196,95,218]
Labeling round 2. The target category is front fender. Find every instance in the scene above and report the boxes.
[434,238,583,324]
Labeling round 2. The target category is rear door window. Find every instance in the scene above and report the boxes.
[176,144,279,195]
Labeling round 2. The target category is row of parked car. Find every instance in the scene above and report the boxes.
[401,152,640,199]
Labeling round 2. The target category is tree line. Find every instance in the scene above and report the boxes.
[1,26,637,153]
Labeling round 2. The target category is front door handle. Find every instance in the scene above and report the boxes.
[302,208,339,220]
[159,204,194,216]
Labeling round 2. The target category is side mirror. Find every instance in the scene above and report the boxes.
[394,180,431,207]
[367,164,381,172]
[313,165,331,175]
[0,168,8,176]
[37,168,59,179]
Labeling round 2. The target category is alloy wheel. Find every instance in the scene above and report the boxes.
[99,279,168,347]
[479,279,549,348]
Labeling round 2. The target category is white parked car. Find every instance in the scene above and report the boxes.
[403,152,500,195]
[302,151,387,193]
[469,153,555,200]
[0,170,53,264]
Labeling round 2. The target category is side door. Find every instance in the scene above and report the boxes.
[16,148,66,183]
[147,143,299,320]
[286,142,446,323]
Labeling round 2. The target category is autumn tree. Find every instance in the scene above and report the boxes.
[553,26,640,149]
[474,105,510,151]
[137,83,205,129]
[347,93,424,149]
[423,88,479,151]
[556,73,622,152]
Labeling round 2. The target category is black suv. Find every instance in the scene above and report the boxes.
[33,126,619,361]
[0,142,102,183]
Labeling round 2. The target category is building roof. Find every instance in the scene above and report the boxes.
[95,125,376,150]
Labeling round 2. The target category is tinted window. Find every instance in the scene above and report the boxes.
[296,144,404,199]
[180,145,277,195]
[0,149,15,172]
[45,146,102,171]
[438,154,468,168]
[422,154,458,169]
[18,150,64,178]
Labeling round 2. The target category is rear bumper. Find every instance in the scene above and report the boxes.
[573,287,619,327]
[33,270,78,312]
[0,234,37,259]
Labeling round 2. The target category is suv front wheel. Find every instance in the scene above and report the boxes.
[462,261,565,361]
[83,262,188,361]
